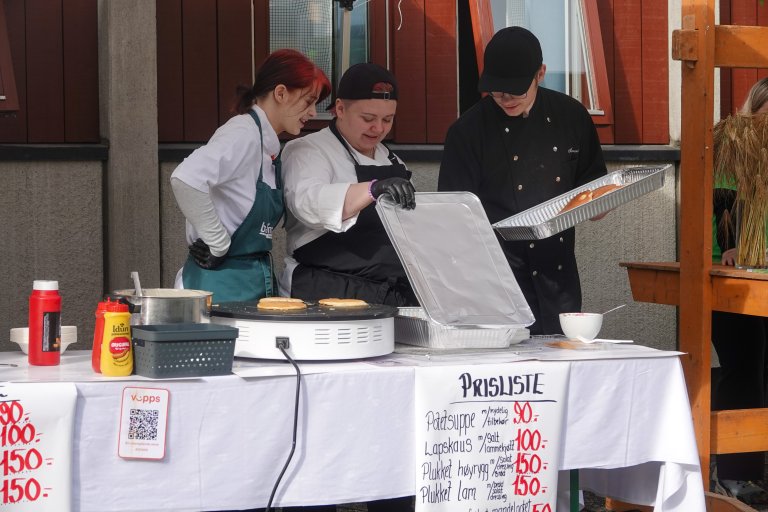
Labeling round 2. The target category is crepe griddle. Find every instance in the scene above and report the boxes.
[209,301,397,361]
[211,302,396,321]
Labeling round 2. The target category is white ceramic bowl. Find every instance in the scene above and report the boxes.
[10,326,78,354]
[559,313,603,341]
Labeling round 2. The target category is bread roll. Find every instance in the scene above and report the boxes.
[560,190,593,213]
[591,183,623,199]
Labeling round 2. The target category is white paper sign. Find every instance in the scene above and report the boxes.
[415,362,571,512]
[0,382,77,511]
[118,387,170,460]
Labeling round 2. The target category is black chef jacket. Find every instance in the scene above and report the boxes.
[438,88,607,334]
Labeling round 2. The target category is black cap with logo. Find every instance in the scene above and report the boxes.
[336,62,399,101]
[478,26,542,96]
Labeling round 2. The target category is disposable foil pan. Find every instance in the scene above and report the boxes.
[492,165,669,241]
[395,307,527,349]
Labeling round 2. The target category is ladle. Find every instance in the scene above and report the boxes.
[130,271,143,296]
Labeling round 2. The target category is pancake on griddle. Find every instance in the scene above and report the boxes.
[318,298,368,308]
[257,297,307,311]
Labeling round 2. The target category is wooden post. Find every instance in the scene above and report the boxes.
[676,0,715,477]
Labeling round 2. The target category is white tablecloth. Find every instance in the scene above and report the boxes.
[0,349,704,512]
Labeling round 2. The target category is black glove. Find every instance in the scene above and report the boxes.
[370,177,416,210]
[189,238,227,270]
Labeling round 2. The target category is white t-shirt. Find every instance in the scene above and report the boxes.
[171,105,280,286]
[278,126,403,295]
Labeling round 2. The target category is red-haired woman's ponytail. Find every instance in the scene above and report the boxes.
[234,49,331,114]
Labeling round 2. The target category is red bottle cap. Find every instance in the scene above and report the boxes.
[106,301,129,313]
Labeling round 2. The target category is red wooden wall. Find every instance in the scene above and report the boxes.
[596,0,669,145]
[0,0,711,146]
[719,0,768,117]
[156,0,668,145]
[0,0,99,143]
[157,0,254,142]
[157,0,458,145]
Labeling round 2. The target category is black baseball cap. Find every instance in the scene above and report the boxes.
[336,62,399,101]
[478,26,543,96]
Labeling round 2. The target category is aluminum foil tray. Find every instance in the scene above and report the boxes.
[492,165,670,241]
[376,192,534,328]
[395,307,527,349]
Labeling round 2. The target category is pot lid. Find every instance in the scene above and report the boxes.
[112,288,212,299]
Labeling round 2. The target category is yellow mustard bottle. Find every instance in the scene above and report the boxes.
[100,303,133,376]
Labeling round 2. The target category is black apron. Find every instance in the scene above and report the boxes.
[182,111,283,302]
[291,122,418,306]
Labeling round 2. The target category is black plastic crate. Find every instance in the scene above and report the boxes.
[132,323,238,378]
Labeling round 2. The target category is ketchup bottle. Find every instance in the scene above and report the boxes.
[91,298,111,373]
[28,280,62,366]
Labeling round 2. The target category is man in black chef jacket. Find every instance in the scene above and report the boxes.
[438,26,607,335]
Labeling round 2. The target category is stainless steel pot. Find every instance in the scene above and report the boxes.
[112,288,212,325]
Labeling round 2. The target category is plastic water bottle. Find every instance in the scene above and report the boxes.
[28,280,62,366]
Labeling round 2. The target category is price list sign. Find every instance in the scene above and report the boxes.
[0,383,76,512]
[415,362,570,512]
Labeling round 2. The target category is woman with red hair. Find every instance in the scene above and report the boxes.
[172,49,330,302]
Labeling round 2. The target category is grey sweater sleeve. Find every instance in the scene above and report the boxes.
[171,177,231,257]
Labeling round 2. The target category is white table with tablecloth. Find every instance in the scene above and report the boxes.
[0,343,704,512]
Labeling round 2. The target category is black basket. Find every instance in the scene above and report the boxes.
[132,323,238,378]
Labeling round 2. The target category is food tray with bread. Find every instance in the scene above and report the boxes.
[492,165,669,241]
[395,307,528,349]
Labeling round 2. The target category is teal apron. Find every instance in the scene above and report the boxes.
[182,111,284,302]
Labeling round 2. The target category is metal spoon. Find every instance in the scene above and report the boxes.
[130,271,143,296]
[602,304,626,315]
[574,305,627,343]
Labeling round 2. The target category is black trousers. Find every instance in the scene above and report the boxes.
[711,311,768,481]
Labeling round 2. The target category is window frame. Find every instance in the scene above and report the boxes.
[0,0,19,113]
[579,0,613,127]
[468,0,613,128]
[274,1,391,134]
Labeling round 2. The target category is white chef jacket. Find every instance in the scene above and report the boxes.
[278,126,403,295]
[171,105,280,287]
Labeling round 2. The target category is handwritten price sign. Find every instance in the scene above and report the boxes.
[0,383,76,512]
[415,362,570,512]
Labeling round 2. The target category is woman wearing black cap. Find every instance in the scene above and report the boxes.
[277,62,416,512]
[438,26,607,335]
[279,62,418,310]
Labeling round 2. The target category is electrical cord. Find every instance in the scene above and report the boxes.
[265,339,301,512]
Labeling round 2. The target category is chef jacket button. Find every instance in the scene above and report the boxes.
[557,264,563,270]
[529,243,535,249]
[505,127,509,133]
[555,176,561,182]
[553,146,558,152]
[517,184,523,191]
[532,270,538,276]
[513,155,519,161]
[559,237,564,242]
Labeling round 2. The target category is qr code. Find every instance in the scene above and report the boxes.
[128,409,159,441]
